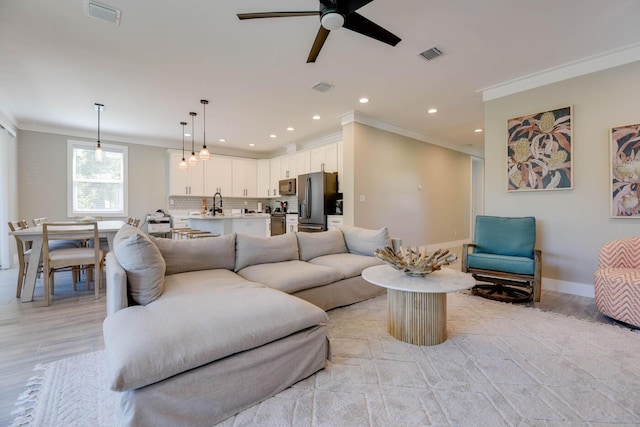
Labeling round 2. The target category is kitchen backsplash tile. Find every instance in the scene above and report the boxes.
[168,195,298,214]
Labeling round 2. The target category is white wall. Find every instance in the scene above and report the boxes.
[344,122,471,247]
[484,60,640,295]
[18,130,168,224]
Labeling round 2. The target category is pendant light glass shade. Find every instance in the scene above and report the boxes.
[95,103,104,162]
[188,112,198,166]
[199,99,210,160]
[179,121,188,170]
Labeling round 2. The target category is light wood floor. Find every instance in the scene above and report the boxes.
[0,266,623,425]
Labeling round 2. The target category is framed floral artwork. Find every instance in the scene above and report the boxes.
[507,106,573,191]
[611,122,640,218]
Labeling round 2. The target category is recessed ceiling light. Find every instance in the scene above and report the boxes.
[184,133,191,137]
[427,108,438,114]
[359,97,369,104]
[312,115,321,120]
[474,128,483,133]
[270,134,277,138]
[249,143,255,147]
[219,138,226,143]
[287,127,294,131]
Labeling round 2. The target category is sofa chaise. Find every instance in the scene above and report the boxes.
[103,225,398,426]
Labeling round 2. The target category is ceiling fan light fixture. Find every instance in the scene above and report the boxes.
[321,11,344,31]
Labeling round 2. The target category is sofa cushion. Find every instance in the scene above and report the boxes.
[237,260,345,294]
[309,253,383,279]
[296,229,347,261]
[113,224,165,305]
[162,269,250,294]
[103,278,329,392]
[341,226,391,256]
[234,232,298,272]
[153,233,236,274]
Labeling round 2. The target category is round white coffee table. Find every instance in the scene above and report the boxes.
[362,265,475,346]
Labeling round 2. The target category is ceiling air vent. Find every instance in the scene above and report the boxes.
[311,82,334,93]
[419,46,444,61]
[87,1,121,25]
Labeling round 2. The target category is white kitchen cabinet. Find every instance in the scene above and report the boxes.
[286,214,298,233]
[295,150,310,177]
[269,157,280,197]
[232,217,269,237]
[204,155,233,196]
[169,151,203,196]
[232,158,257,197]
[327,215,343,231]
[310,143,338,173]
[257,159,271,198]
[280,154,296,179]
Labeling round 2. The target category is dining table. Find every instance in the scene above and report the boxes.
[9,220,125,303]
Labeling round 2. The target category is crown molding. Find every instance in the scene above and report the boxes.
[0,108,17,137]
[340,111,484,158]
[480,41,640,102]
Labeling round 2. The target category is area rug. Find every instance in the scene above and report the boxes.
[12,292,640,426]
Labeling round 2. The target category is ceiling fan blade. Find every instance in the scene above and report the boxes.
[343,12,401,46]
[307,26,331,63]
[237,11,319,20]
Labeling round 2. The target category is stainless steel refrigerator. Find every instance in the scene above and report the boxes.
[298,172,338,232]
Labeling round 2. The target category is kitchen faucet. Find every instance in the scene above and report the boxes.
[211,192,223,216]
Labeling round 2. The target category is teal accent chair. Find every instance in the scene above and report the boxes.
[462,215,542,302]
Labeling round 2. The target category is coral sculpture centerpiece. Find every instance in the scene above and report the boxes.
[374,246,457,276]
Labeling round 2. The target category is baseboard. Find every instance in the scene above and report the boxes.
[542,278,595,298]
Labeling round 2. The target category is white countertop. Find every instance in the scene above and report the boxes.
[188,213,270,220]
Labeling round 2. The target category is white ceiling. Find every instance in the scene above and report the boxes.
[1,0,640,156]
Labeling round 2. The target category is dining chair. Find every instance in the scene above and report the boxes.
[7,221,32,298]
[42,222,105,306]
[32,217,48,226]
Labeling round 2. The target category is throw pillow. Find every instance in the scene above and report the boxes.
[235,232,299,272]
[341,225,391,256]
[113,224,165,305]
[153,233,236,274]
[296,229,348,261]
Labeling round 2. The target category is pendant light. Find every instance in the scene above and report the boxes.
[199,99,210,160]
[178,121,188,170]
[94,103,104,162]
[188,112,198,166]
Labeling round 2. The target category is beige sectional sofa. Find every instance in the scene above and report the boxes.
[103,225,398,427]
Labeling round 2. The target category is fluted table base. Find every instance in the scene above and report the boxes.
[362,266,475,347]
[387,289,447,346]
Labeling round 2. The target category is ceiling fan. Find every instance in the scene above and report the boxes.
[237,0,401,63]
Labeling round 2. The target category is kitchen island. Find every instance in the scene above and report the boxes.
[188,213,270,238]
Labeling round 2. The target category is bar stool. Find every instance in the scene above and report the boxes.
[170,228,191,240]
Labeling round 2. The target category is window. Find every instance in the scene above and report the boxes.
[67,140,128,217]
